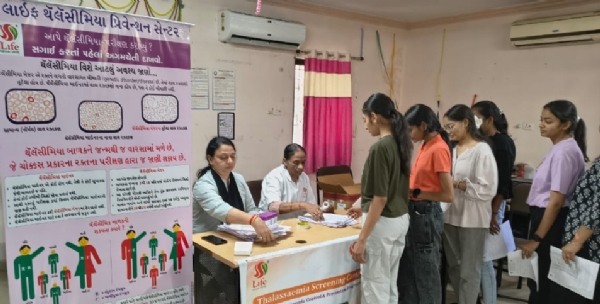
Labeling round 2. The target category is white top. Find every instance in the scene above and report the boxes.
[259,165,317,220]
[444,142,498,228]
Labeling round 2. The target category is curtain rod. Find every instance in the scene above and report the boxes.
[295,50,364,61]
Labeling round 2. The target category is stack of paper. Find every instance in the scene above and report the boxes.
[217,224,291,242]
[298,213,357,228]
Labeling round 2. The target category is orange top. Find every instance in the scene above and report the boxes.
[410,134,451,195]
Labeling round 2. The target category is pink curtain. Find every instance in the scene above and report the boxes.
[303,57,353,174]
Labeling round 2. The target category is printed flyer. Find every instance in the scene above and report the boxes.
[0,1,193,303]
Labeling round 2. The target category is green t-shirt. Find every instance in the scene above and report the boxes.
[360,135,409,218]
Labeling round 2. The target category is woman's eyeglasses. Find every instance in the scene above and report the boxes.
[443,123,455,131]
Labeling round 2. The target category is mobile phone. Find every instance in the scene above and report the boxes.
[201,235,228,245]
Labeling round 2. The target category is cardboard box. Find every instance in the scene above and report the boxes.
[317,174,361,211]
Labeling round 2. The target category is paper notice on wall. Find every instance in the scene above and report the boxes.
[218,112,235,139]
[213,69,236,110]
[191,68,209,109]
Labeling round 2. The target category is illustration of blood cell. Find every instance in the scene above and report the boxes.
[142,95,179,124]
[5,90,56,123]
[79,101,123,132]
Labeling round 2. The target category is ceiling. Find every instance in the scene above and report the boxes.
[255,0,596,28]
[297,0,541,22]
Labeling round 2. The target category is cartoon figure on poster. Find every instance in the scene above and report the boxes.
[149,235,159,258]
[163,223,189,271]
[48,249,59,275]
[14,244,45,301]
[158,250,167,272]
[149,265,159,288]
[38,271,48,296]
[140,253,149,276]
[60,266,71,291]
[50,283,61,304]
[65,236,102,289]
[121,228,147,280]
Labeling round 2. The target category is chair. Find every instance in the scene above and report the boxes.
[315,165,353,206]
[509,183,532,239]
[246,180,263,207]
[504,182,532,289]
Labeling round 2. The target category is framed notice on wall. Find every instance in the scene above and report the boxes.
[218,112,235,140]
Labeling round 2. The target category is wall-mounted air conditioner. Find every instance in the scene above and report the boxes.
[510,12,600,48]
[218,10,306,50]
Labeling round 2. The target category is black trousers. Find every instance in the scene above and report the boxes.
[526,206,569,304]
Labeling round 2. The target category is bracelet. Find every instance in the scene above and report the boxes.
[249,215,257,225]
[492,212,498,215]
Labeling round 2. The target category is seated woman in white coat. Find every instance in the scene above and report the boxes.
[259,144,324,220]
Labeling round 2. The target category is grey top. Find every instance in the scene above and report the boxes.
[192,171,262,233]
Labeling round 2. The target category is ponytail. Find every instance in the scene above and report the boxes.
[389,110,413,176]
[197,166,211,180]
[439,129,452,151]
[574,118,589,162]
[496,113,509,135]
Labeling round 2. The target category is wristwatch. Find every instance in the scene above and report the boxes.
[412,188,421,198]
[531,234,543,243]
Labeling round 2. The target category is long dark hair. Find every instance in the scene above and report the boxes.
[544,100,588,162]
[283,143,306,160]
[197,136,236,178]
[362,93,412,176]
[444,104,489,144]
[405,104,451,150]
[472,100,509,135]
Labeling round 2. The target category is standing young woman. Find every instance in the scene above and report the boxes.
[520,100,587,304]
[398,104,454,304]
[347,93,412,304]
[471,101,516,304]
[442,104,498,304]
[550,122,600,304]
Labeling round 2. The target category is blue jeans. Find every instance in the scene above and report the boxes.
[480,201,506,304]
[398,200,444,304]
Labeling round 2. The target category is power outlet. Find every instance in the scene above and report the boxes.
[522,123,533,131]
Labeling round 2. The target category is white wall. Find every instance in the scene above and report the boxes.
[402,3,600,166]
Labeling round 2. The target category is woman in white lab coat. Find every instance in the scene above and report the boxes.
[259,144,323,220]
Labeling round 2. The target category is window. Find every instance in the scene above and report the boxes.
[292,59,305,145]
